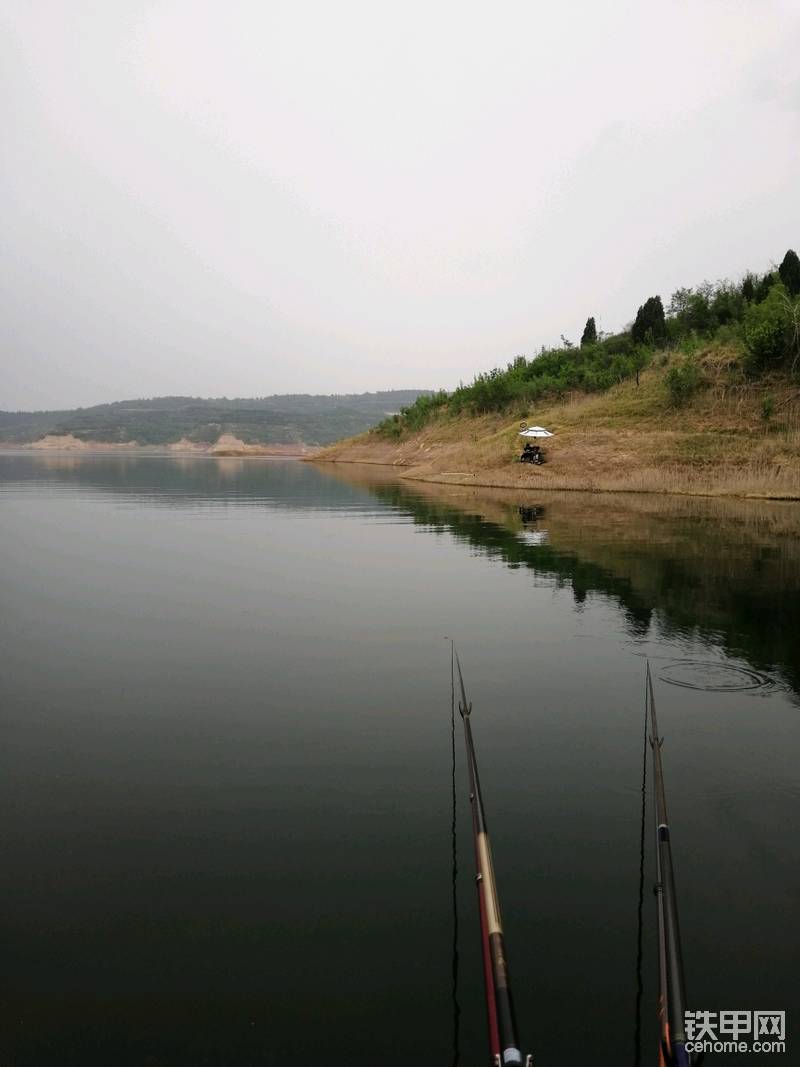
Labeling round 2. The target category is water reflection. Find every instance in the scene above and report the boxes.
[319,464,800,702]
[4,452,798,700]
[0,452,382,513]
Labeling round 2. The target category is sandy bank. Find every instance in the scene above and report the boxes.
[28,434,138,451]
[17,433,316,458]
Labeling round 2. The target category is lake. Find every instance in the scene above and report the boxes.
[0,453,797,1066]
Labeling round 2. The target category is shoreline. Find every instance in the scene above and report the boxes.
[310,457,800,501]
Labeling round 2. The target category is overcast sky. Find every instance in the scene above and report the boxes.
[2,1,799,410]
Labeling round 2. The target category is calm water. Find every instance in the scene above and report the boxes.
[0,453,797,1066]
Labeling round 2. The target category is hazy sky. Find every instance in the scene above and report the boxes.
[2,1,799,409]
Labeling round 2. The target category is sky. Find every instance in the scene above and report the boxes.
[1,1,799,410]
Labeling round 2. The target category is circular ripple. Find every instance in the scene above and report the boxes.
[659,661,771,692]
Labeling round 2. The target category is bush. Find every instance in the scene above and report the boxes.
[602,332,634,357]
[743,284,793,372]
[678,331,704,356]
[375,414,403,439]
[754,271,778,304]
[715,322,742,347]
[665,358,702,407]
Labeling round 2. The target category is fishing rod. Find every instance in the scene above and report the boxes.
[647,661,692,1067]
[453,646,530,1067]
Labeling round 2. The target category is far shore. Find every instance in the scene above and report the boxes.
[1,433,319,459]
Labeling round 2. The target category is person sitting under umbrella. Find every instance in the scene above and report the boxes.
[518,425,553,464]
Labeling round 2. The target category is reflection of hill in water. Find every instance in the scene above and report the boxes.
[322,465,800,701]
[5,453,799,700]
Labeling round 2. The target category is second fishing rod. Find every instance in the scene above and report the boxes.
[647,661,692,1067]
[454,647,529,1067]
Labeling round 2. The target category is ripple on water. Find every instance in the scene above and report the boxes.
[658,660,774,692]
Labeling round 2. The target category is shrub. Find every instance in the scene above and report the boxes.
[754,271,777,304]
[376,414,404,439]
[741,274,756,301]
[743,284,793,372]
[678,331,703,356]
[665,358,702,407]
[711,283,743,325]
[602,332,634,357]
[715,322,742,347]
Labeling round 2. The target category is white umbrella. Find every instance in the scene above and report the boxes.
[518,425,553,438]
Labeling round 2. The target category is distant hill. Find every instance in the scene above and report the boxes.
[0,391,429,446]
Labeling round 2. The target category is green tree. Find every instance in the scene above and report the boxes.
[778,249,800,297]
[668,288,693,317]
[632,345,649,386]
[580,316,597,347]
[754,271,777,304]
[743,284,794,371]
[631,296,666,345]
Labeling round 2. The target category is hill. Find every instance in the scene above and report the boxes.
[319,344,800,498]
[317,249,800,499]
[0,391,428,448]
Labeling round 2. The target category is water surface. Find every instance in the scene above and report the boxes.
[1,453,797,1065]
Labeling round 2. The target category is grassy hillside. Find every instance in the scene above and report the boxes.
[318,343,800,499]
[318,249,800,499]
[371,250,800,438]
[0,391,428,447]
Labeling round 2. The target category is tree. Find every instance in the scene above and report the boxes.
[684,290,714,333]
[632,345,649,386]
[631,295,666,345]
[743,283,796,371]
[580,316,597,347]
[754,271,777,304]
[741,274,756,302]
[668,288,693,317]
[778,249,800,296]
